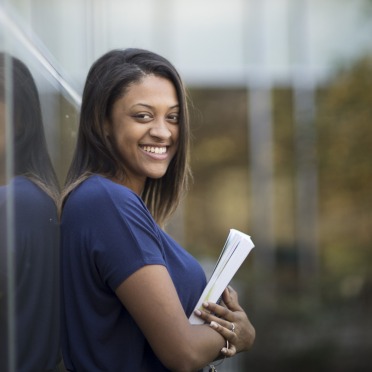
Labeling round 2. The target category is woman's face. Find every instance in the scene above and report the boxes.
[106,74,180,194]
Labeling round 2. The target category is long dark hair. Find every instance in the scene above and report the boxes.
[62,48,191,225]
[0,53,59,202]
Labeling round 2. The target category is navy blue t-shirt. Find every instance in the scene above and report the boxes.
[0,176,60,371]
[60,175,206,371]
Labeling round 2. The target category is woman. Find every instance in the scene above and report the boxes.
[0,54,60,371]
[60,48,255,371]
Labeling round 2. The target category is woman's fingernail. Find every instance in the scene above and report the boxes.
[210,321,218,329]
[221,347,227,353]
[203,302,209,308]
[194,309,201,316]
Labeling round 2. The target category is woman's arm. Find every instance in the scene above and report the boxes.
[115,264,234,371]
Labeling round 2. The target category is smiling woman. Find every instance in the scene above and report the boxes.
[104,74,180,194]
[59,48,255,372]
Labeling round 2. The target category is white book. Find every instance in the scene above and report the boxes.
[189,229,255,325]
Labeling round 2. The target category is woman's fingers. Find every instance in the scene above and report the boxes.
[192,296,239,329]
[194,298,256,353]
[221,343,237,357]
[202,301,232,320]
[209,321,237,357]
[222,286,242,312]
[193,307,228,327]
[192,286,256,354]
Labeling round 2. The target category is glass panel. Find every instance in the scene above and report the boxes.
[0,2,80,371]
[0,48,61,372]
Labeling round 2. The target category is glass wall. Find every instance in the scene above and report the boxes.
[0,1,80,370]
[1,0,372,371]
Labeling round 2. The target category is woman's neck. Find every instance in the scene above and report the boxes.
[108,175,145,196]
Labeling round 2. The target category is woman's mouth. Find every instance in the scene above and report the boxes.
[140,145,167,154]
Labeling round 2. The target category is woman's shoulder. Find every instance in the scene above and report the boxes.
[63,175,146,218]
[71,175,138,203]
[62,174,158,235]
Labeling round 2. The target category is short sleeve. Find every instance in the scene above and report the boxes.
[62,177,166,291]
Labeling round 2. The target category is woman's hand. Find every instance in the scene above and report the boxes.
[193,286,255,355]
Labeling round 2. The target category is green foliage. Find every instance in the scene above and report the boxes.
[317,57,372,280]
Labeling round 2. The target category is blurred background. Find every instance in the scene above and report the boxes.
[1,0,371,371]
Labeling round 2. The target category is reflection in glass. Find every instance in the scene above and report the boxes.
[0,53,60,372]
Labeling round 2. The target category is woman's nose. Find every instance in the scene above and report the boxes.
[149,119,172,139]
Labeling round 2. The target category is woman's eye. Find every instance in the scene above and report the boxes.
[168,114,179,123]
[134,113,152,121]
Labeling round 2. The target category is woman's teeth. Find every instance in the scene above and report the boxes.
[142,146,167,154]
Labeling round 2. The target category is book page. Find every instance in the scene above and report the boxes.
[189,229,255,325]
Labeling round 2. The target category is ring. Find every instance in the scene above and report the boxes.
[231,322,235,332]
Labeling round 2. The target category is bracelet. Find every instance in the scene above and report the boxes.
[208,357,225,371]
[208,339,228,371]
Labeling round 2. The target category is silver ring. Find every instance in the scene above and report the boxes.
[231,322,235,332]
